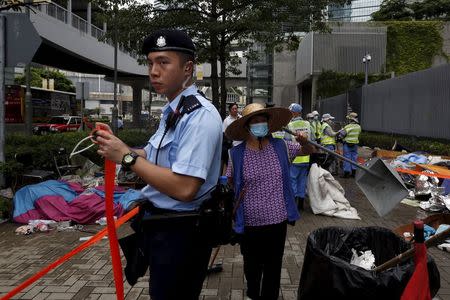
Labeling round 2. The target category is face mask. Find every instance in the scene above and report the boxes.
[249,122,269,138]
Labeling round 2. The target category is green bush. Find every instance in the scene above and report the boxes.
[0,196,12,220]
[385,21,447,75]
[317,70,391,98]
[360,131,450,156]
[88,116,111,123]
[0,129,155,186]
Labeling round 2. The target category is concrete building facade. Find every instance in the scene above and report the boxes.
[268,23,388,112]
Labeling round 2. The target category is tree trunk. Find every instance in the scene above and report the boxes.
[219,48,227,118]
[132,84,143,128]
[210,57,219,110]
[209,0,220,110]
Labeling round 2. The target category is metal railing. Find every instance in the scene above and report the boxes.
[91,25,104,40]
[72,13,87,34]
[41,2,67,23]
[38,2,138,59]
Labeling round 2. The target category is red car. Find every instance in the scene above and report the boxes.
[33,116,82,135]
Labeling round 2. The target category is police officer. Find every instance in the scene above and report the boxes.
[320,113,339,175]
[95,29,222,300]
[339,112,362,178]
[287,103,311,210]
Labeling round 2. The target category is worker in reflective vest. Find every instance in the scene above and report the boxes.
[306,113,317,142]
[287,103,311,210]
[272,130,286,139]
[339,112,362,178]
[320,113,339,175]
[310,110,321,142]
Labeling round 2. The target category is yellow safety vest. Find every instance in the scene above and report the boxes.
[272,131,285,139]
[288,118,310,164]
[314,120,322,140]
[310,121,317,140]
[343,123,361,144]
[320,123,336,145]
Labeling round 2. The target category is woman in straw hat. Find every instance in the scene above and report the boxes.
[225,103,314,300]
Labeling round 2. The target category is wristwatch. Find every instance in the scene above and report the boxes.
[121,152,139,169]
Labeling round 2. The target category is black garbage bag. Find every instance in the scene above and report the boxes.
[298,226,440,300]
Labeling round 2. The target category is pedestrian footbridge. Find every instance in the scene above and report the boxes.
[27,2,147,78]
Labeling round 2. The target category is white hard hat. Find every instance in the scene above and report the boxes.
[321,113,335,122]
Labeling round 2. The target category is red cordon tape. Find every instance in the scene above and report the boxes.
[396,168,450,180]
[104,159,124,300]
[0,207,139,300]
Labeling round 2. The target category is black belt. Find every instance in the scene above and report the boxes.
[133,200,202,231]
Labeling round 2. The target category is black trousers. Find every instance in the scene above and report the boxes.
[144,219,212,300]
[240,221,287,300]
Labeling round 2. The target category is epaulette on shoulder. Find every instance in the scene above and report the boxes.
[182,95,203,114]
[197,89,209,99]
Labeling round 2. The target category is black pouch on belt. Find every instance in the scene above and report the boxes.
[118,232,148,286]
[118,199,151,286]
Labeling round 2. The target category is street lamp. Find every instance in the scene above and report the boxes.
[362,53,371,85]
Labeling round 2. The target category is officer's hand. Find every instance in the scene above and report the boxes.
[95,122,112,133]
[295,132,308,146]
[96,129,129,164]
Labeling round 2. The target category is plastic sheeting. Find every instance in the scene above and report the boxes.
[13,180,142,224]
[298,226,440,300]
[307,164,360,220]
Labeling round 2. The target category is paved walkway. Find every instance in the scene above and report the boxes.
[0,177,449,300]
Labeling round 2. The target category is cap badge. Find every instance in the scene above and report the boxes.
[156,36,166,47]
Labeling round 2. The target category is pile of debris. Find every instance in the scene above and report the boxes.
[371,149,450,213]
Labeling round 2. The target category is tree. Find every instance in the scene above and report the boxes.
[94,0,349,117]
[372,0,450,21]
[371,0,413,21]
[0,0,48,12]
[90,0,136,130]
[410,0,450,21]
[15,68,76,92]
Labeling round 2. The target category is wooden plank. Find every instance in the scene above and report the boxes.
[415,164,450,177]
[372,149,405,159]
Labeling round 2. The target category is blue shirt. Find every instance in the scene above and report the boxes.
[141,85,223,211]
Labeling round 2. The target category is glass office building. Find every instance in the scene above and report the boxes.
[329,0,382,22]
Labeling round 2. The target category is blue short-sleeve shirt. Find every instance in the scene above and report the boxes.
[141,85,223,211]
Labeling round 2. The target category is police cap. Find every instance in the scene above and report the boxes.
[142,29,196,56]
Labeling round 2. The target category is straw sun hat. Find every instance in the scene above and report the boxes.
[225,103,292,141]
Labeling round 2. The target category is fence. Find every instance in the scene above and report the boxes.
[316,64,450,140]
[317,94,347,124]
